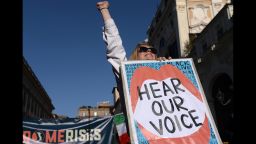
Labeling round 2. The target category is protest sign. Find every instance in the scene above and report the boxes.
[120,58,222,144]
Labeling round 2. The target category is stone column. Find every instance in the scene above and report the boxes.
[175,0,190,57]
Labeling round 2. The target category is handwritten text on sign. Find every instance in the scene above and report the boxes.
[130,65,207,138]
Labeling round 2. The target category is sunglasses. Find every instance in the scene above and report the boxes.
[139,47,157,54]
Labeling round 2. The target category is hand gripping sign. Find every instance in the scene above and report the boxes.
[120,59,222,144]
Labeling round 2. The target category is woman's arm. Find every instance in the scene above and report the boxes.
[97,1,127,77]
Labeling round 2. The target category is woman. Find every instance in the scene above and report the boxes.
[96,1,171,143]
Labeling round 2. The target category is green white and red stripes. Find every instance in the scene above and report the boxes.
[113,113,130,144]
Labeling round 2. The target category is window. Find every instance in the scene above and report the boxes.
[203,42,208,53]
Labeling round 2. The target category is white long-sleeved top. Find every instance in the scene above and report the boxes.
[102,18,127,78]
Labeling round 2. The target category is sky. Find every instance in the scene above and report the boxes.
[23,0,160,118]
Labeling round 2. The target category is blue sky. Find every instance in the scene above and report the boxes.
[23,0,160,117]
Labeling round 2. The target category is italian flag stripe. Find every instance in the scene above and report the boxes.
[114,113,130,144]
[116,123,127,135]
[113,113,125,125]
[119,133,130,144]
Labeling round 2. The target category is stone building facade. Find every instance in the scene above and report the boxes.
[146,0,230,58]
[23,57,55,119]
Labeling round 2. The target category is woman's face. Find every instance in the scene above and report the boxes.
[137,45,157,60]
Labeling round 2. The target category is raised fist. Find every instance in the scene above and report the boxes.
[96,1,109,10]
